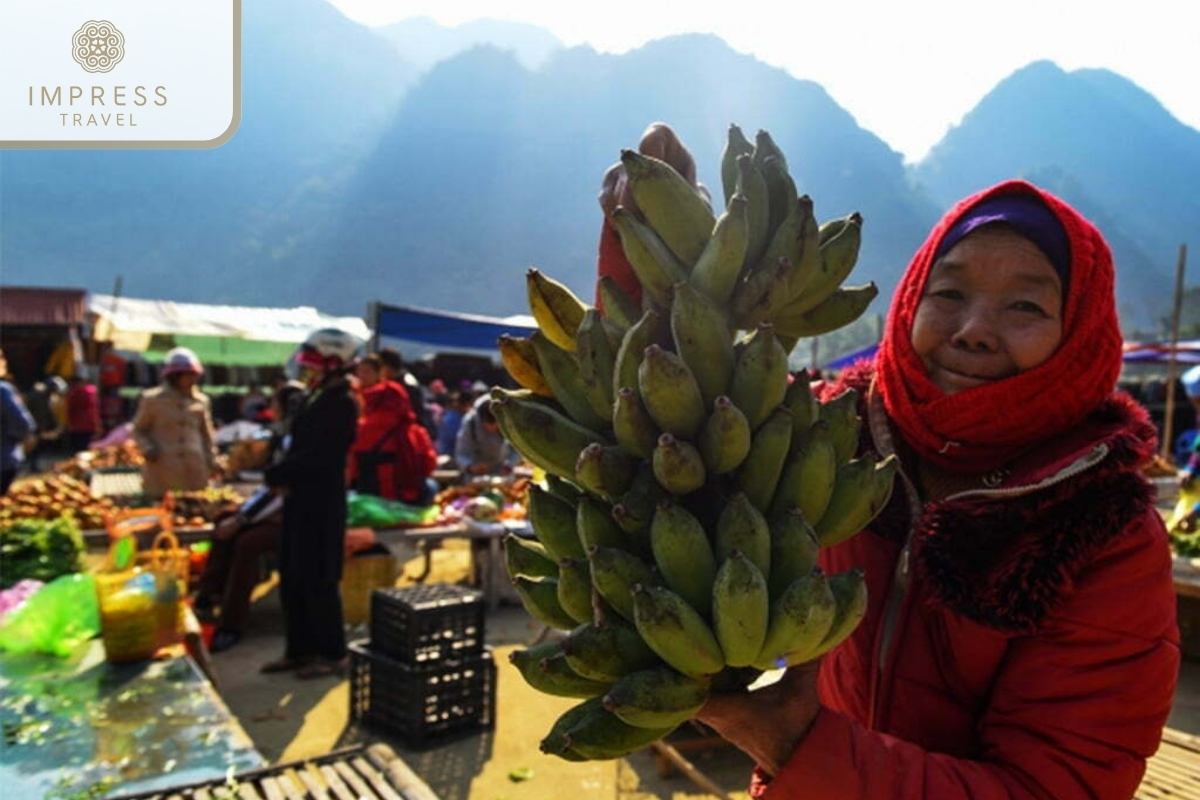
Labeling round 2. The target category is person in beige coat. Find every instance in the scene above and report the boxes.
[132,347,219,501]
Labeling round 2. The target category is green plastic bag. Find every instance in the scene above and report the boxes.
[347,492,439,529]
[0,573,101,657]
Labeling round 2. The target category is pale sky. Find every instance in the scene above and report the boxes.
[327,0,1199,163]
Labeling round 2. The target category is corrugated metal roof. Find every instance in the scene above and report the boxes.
[0,286,88,326]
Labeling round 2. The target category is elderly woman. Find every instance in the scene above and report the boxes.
[131,347,219,501]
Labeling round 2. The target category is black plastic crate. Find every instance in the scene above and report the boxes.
[369,583,485,664]
[349,640,496,749]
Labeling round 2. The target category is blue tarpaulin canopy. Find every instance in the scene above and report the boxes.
[372,303,537,352]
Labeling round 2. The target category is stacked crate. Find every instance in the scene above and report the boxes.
[349,583,496,749]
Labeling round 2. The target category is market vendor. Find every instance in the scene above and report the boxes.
[454,395,517,476]
[131,347,220,501]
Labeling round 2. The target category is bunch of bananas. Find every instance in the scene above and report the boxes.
[494,123,896,762]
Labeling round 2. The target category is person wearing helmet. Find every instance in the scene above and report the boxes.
[131,347,219,500]
[261,329,360,678]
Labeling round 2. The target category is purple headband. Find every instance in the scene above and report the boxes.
[934,193,1071,290]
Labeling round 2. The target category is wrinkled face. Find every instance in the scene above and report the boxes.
[911,226,1064,395]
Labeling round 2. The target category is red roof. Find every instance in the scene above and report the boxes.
[0,286,88,326]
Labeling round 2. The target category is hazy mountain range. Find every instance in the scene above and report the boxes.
[2,0,1196,337]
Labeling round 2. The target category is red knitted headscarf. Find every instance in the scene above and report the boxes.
[875,180,1123,473]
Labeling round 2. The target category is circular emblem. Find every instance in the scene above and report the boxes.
[72,21,124,74]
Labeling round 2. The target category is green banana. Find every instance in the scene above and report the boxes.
[733,407,793,513]
[690,195,749,307]
[720,123,754,207]
[513,576,581,631]
[637,344,707,439]
[818,213,857,246]
[778,195,822,304]
[588,544,658,622]
[766,508,821,601]
[527,268,589,353]
[758,154,798,245]
[631,584,726,678]
[561,698,678,761]
[558,557,598,624]
[820,388,862,465]
[753,569,837,671]
[784,212,863,316]
[736,153,770,271]
[527,484,585,561]
[650,501,718,618]
[698,396,752,475]
[670,281,736,409]
[752,128,788,175]
[529,331,608,431]
[562,620,661,682]
[714,492,771,579]
[504,534,559,580]
[610,207,689,307]
[498,335,554,397]
[712,551,770,668]
[541,696,605,758]
[774,282,878,339]
[612,464,662,536]
[808,567,868,659]
[784,370,820,443]
[621,149,715,267]
[603,667,711,729]
[490,391,602,480]
[769,420,838,527]
[545,473,583,504]
[575,309,620,421]
[597,275,641,331]
[576,495,627,552]
[731,252,791,331]
[612,308,663,403]
[814,454,898,548]
[575,443,638,502]
[728,325,789,432]
[613,387,659,460]
[510,643,612,699]
[652,434,707,496]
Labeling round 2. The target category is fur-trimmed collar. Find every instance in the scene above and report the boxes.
[828,363,1160,632]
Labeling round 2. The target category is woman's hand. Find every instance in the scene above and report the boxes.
[696,660,823,777]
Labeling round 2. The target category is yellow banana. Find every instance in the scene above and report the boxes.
[720,123,754,207]
[510,643,613,699]
[575,309,620,421]
[652,434,707,496]
[714,492,772,579]
[769,420,838,527]
[631,584,726,678]
[497,334,554,397]
[784,212,863,315]
[575,443,638,503]
[490,391,602,480]
[588,544,658,622]
[650,501,718,618]
[671,281,736,409]
[689,194,750,307]
[603,667,711,729]
[558,557,599,624]
[562,620,661,682]
[529,331,608,431]
[527,484,585,561]
[576,495,627,553]
[819,388,862,465]
[774,282,879,339]
[527,268,588,353]
[766,508,821,601]
[808,567,869,659]
[621,149,715,267]
[637,344,707,439]
[504,533,559,580]
[698,396,752,475]
[712,551,770,667]
[814,454,898,548]
[753,569,837,671]
[613,388,660,460]
[728,324,789,432]
[597,275,641,332]
[612,308,664,403]
[514,575,582,631]
[733,406,793,512]
[610,206,689,307]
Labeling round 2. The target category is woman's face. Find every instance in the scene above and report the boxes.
[911,226,1064,395]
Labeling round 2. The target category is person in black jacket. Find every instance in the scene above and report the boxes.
[261,330,360,679]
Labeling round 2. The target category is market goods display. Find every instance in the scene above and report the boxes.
[0,475,117,530]
[52,440,145,480]
[0,514,85,588]
[496,123,896,761]
[170,486,245,528]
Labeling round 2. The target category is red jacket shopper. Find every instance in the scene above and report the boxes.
[348,356,414,500]
[698,180,1180,799]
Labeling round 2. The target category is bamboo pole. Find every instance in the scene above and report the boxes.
[649,740,734,800]
[1161,244,1188,461]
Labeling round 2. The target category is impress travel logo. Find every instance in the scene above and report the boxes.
[1,2,241,149]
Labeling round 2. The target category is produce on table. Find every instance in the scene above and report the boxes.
[169,486,245,528]
[52,440,145,480]
[0,475,117,530]
[0,515,85,588]
[496,123,896,761]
